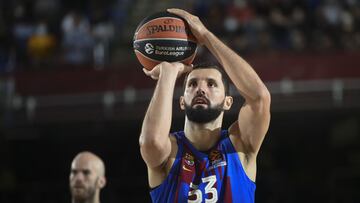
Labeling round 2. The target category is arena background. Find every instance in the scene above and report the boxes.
[1,0,360,202]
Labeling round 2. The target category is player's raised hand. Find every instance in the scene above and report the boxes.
[167,8,209,45]
[143,62,193,80]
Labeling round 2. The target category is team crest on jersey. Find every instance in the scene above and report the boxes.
[184,153,195,166]
[208,149,227,170]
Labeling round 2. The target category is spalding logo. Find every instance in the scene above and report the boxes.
[146,25,186,35]
[145,43,154,54]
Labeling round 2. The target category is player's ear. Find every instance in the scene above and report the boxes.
[223,96,233,110]
[98,176,106,189]
[180,96,185,110]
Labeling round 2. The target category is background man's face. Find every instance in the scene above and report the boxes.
[69,160,99,201]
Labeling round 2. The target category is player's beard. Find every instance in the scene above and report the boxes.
[70,180,97,203]
[185,97,224,124]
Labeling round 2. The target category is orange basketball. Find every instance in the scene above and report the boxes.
[133,12,198,70]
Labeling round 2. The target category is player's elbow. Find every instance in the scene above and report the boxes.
[139,134,169,168]
[139,133,164,152]
[139,133,155,148]
[253,88,271,111]
[259,88,271,106]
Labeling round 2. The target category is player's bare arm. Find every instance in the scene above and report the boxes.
[139,62,192,187]
[202,33,271,156]
[168,8,271,179]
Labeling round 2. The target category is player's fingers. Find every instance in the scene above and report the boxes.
[142,68,151,76]
[172,62,186,71]
[167,8,191,19]
[179,64,192,75]
[173,62,192,75]
[144,68,160,80]
[183,64,193,73]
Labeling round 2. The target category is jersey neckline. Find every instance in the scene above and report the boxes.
[179,130,228,160]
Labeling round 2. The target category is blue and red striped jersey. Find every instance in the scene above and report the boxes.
[150,130,256,203]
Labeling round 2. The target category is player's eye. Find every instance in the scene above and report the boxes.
[188,81,197,87]
[208,80,217,87]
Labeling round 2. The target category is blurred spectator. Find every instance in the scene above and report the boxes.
[289,5,307,51]
[320,0,342,48]
[0,12,12,73]
[61,11,94,65]
[111,0,132,32]
[27,22,57,66]
[321,0,342,27]
[91,11,114,44]
[224,0,269,52]
[269,6,291,49]
[11,2,35,67]
[89,2,115,69]
[200,2,226,36]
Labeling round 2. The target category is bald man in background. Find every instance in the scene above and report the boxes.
[69,151,106,203]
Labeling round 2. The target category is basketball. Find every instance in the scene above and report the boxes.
[133,11,198,70]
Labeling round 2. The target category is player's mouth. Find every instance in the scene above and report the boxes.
[192,96,209,106]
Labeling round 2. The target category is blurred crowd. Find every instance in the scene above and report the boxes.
[0,0,132,72]
[198,0,360,53]
[0,0,359,73]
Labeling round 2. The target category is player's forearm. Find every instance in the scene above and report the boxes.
[203,32,269,101]
[140,69,178,146]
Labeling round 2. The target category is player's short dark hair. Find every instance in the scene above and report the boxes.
[183,62,230,95]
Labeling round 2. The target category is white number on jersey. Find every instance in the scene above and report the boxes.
[188,175,218,203]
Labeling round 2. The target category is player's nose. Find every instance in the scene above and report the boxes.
[195,81,207,95]
[196,87,205,96]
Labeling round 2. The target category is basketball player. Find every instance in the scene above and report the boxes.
[140,8,271,202]
[69,151,106,203]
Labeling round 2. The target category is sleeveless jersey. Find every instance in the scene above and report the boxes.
[150,130,256,203]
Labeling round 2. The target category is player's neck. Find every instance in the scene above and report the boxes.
[184,116,223,151]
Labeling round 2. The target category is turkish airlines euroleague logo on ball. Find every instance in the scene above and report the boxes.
[145,43,154,54]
